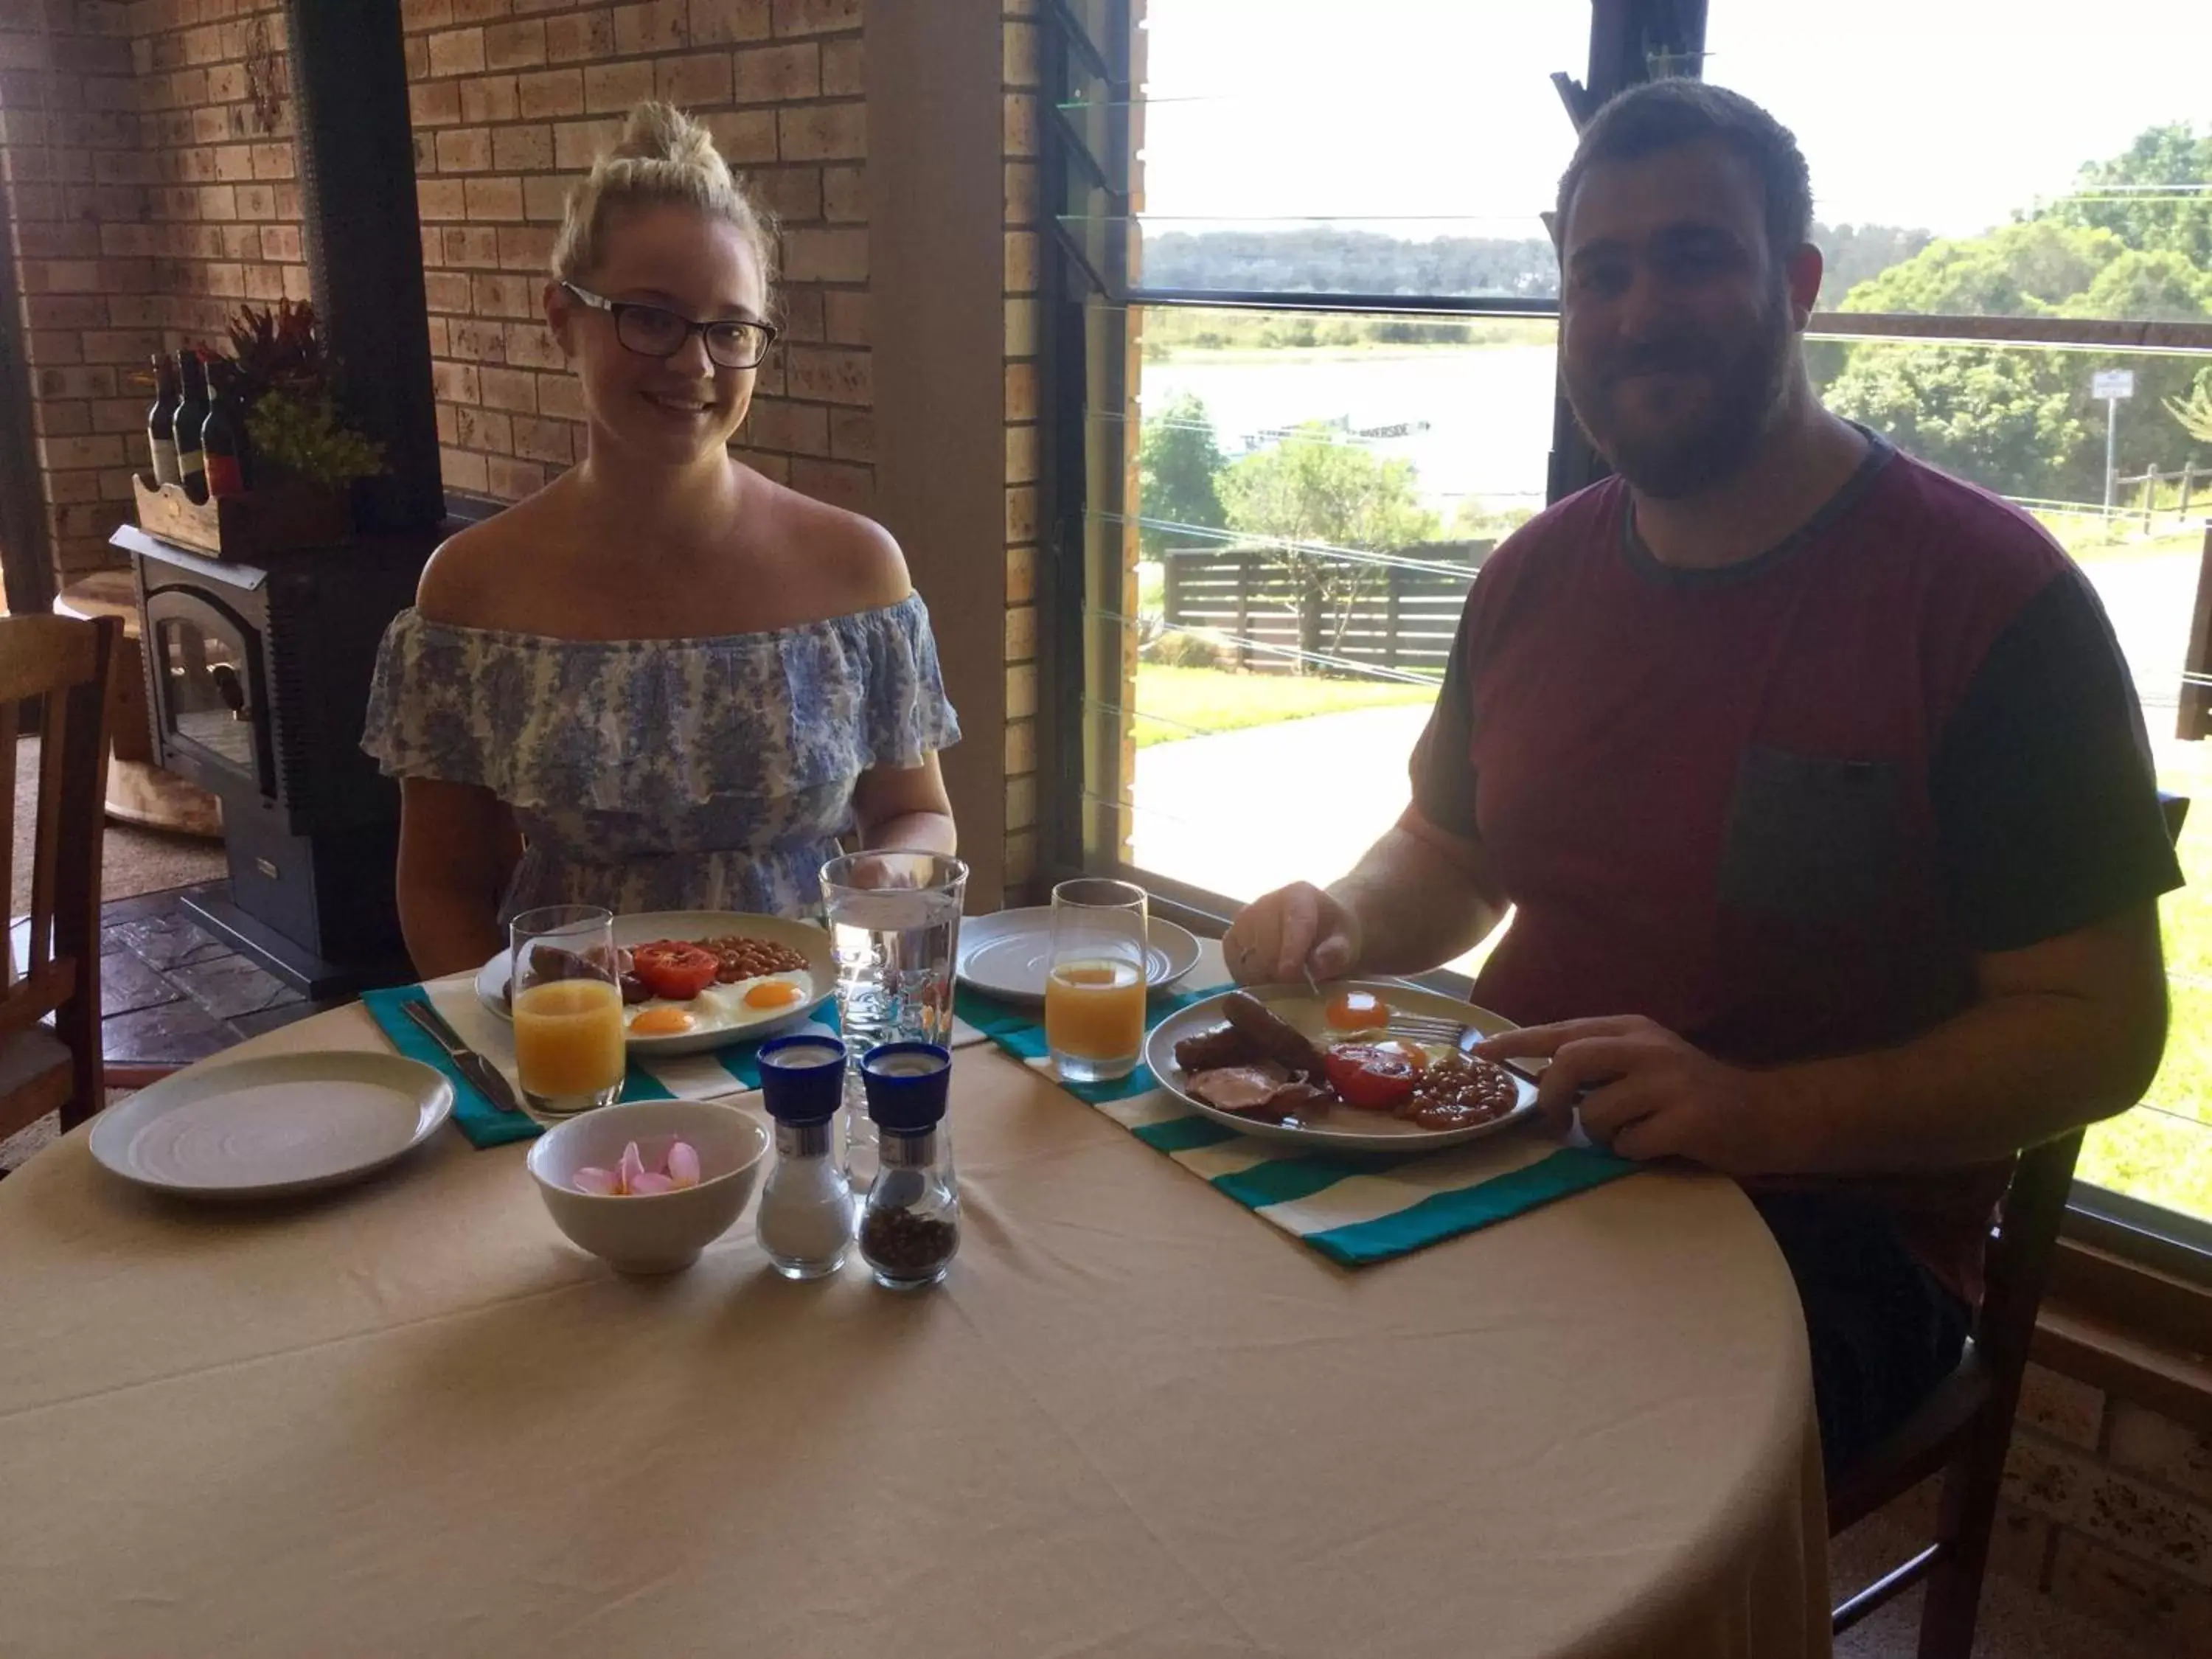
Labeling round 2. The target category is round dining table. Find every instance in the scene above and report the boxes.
[0,954,1832,1659]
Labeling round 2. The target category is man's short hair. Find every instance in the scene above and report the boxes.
[1556,80,1813,261]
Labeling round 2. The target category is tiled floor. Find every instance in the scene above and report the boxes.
[80,886,335,1067]
[4,883,335,1174]
[1832,1505,2173,1658]
[93,891,306,1060]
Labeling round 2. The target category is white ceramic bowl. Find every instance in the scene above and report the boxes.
[525,1099,769,1273]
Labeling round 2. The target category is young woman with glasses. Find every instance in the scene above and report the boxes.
[363,102,959,977]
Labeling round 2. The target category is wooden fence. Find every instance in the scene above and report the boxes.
[1159,541,1491,678]
[2113,461,2203,529]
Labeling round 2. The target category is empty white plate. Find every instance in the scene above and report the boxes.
[90,1051,453,1200]
[956,908,1204,1004]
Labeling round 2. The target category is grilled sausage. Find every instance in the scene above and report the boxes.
[1174,1023,1262,1071]
[1222,992,1326,1074]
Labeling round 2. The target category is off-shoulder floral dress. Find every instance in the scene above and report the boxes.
[360,594,961,923]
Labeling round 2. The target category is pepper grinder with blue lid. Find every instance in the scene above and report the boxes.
[856,1042,959,1290]
[755,1035,856,1281]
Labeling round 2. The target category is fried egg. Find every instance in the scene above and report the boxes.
[1277,998,1444,1066]
[625,968,818,1038]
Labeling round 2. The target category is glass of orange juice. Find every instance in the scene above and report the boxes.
[509,905,626,1121]
[1044,878,1150,1084]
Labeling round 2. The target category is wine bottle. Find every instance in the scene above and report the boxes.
[201,360,247,499]
[146,352,181,487]
[175,349,210,504]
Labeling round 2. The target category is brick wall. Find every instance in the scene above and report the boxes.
[0,0,872,594]
[1,0,301,586]
[400,0,872,508]
[1867,1362,2212,1650]
[1984,1362,2212,1649]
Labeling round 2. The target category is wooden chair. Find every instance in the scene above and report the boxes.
[2,613,119,1152]
[1829,792,2190,1655]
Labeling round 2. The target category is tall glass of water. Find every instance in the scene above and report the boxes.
[820,852,968,1180]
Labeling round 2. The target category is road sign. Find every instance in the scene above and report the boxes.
[2093,369,2136,400]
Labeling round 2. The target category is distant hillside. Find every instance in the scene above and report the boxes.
[1141,228,1557,299]
[1135,222,1933,304]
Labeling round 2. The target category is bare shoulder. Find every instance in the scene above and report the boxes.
[757,476,912,611]
[414,481,571,627]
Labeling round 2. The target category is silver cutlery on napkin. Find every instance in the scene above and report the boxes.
[400,1000,523,1116]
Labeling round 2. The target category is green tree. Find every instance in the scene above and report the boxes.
[1838,220,2125,317]
[1219,422,1439,672]
[2057,249,2212,322]
[1826,347,2093,500]
[1136,391,1228,557]
[1812,221,1934,302]
[2041,122,2212,269]
[1820,122,2212,502]
[2169,368,2212,445]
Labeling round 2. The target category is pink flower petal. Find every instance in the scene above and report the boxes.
[666,1140,701,1189]
[617,1141,647,1195]
[627,1172,677,1196]
[571,1166,618,1196]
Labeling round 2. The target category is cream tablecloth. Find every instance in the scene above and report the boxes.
[0,956,1831,1658]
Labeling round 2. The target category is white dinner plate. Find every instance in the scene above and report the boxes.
[475,910,836,1057]
[1144,980,1540,1155]
[89,1051,453,1200]
[956,908,1203,1004]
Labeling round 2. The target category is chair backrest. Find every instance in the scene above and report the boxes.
[1,613,118,1033]
[1975,1129,2083,1380]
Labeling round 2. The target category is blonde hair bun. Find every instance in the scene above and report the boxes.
[610,100,731,179]
[550,100,778,296]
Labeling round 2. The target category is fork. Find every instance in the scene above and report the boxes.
[1385,1011,1554,1082]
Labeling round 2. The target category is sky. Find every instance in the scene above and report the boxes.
[1138,0,2210,239]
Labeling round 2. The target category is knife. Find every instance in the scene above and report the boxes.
[401,999,523,1116]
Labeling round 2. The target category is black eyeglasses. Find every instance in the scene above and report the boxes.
[560,281,778,371]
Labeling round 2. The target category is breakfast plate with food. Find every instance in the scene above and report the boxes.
[1143,980,1540,1153]
[475,910,835,1056]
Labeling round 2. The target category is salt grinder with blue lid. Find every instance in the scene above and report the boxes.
[755,1035,855,1281]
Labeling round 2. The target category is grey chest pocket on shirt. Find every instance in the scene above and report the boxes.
[1718,746,1902,923]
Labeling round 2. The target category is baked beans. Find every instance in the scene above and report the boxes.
[697,934,811,982]
[1402,1054,1520,1131]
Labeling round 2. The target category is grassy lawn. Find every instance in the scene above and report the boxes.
[1133,664,1436,748]
[2082,730,2212,1222]
[2035,510,2202,566]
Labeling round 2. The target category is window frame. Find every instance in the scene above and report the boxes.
[1036,0,2212,1280]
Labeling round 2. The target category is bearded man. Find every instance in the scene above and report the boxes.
[1222,80,2181,1477]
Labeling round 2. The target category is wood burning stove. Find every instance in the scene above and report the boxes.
[118,525,436,995]
[100,0,454,996]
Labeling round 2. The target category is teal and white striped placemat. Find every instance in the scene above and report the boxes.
[955,985,1636,1267]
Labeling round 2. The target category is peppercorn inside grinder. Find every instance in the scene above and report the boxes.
[755,1036,858,1281]
[856,1043,959,1290]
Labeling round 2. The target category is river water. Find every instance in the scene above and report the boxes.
[1141,344,1561,515]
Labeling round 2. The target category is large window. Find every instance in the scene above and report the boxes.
[1040,1,2212,1249]
[1048,0,1623,970]
[1704,0,2212,1236]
